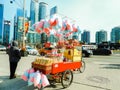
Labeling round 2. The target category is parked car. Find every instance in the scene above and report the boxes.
[82,49,93,57]
[92,48,112,55]
[0,45,6,51]
[26,46,38,55]
[38,47,53,56]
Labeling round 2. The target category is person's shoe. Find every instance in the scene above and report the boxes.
[9,77,14,79]
[9,76,16,79]
[9,77,12,79]
[13,75,16,78]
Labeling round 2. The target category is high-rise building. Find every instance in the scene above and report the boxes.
[48,6,58,43]
[30,0,39,26]
[81,30,90,44]
[16,17,29,46]
[13,8,27,41]
[111,26,120,43]
[38,2,48,44]
[96,30,107,44]
[72,31,81,41]
[15,8,27,21]
[18,8,27,17]
[39,2,48,20]
[48,35,56,43]
[3,20,11,45]
[28,0,39,45]
[0,4,4,44]
[50,6,58,16]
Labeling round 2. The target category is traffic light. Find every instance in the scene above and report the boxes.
[24,22,29,34]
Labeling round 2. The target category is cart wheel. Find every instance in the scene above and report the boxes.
[79,60,85,73]
[61,70,73,88]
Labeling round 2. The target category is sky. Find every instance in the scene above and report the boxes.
[1,0,120,42]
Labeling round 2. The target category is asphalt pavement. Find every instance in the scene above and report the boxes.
[0,51,120,90]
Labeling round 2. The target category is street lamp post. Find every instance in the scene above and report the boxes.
[22,0,26,50]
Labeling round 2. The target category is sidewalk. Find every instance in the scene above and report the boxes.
[0,76,28,90]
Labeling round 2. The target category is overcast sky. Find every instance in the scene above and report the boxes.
[1,0,120,42]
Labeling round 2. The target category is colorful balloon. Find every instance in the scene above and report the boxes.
[72,24,78,32]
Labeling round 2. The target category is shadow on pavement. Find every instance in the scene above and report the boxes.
[0,76,63,90]
[0,76,29,90]
[0,76,10,83]
[100,64,120,69]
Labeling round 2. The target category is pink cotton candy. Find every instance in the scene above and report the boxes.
[41,74,50,87]
[29,68,35,73]
[21,75,28,81]
[34,71,41,87]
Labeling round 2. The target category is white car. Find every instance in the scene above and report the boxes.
[26,46,38,55]
[0,45,6,51]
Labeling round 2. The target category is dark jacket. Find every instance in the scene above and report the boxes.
[9,41,21,62]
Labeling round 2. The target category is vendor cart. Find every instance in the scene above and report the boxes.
[32,46,85,89]
[32,61,85,89]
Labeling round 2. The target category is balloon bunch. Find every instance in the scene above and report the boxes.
[34,14,81,39]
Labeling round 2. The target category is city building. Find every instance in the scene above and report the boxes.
[81,30,90,44]
[16,8,27,18]
[16,16,29,46]
[48,35,56,43]
[72,30,81,41]
[50,6,58,16]
[38,2,48,44]
[96,30,107,44]
[28,0,40,45]
[13,8,27,41]
[30,0,39,26]
[3,20,11,45]
[38,2,48,20]
[48,6,58,43]
[0,4,4,44]
[111,26,120,43]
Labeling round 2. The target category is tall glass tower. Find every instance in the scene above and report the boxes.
[81,30,90,44]
[111,26,120,43]
[14,8,27,22]
[30,0,39,26]
[3,20,11,45]
[50,6,58,16]
[13,8,27,41]
[16,17,28,45]
[0,4,4,44]
[39,2,48,20]
[96,30,107,44]
[38,2,48,44]
[29,0,39,45]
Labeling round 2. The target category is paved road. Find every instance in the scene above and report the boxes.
[0,51,120,90]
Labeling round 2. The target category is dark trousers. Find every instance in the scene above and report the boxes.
[10,62,18,78]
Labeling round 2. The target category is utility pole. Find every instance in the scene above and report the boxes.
[22,0,26,50]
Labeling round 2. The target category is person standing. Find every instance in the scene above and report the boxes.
[8,41,21,79]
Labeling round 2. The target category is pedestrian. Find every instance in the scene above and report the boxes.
[8,41,21,79]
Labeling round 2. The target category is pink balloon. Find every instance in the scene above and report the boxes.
[38,20,44,29]
[72,24,78,32]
